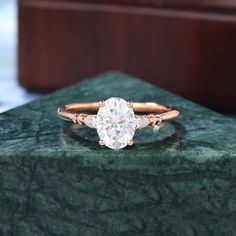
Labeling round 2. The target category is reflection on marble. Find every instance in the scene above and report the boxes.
[0,72,236,235]
[65,121,186,150]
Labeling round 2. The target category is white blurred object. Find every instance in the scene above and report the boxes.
[0,0,42,113]
[0,80,41,112]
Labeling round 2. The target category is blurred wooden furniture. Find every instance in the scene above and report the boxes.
[18,0,236,111]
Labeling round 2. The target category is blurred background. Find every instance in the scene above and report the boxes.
[0,0,236,114]
[0,0,40,112]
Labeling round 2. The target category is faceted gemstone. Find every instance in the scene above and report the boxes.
[84,115,97,128]
[96,97,138,149]
[136,116,150,129]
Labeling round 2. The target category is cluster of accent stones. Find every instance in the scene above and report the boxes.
[83,97,162,149]
[71,113,87,125]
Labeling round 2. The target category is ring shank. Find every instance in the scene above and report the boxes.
[58,102,179,122]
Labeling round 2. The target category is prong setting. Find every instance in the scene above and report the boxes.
[128,140,134,146]
[127,101,133,108]
[99,140,105,145]
[99,101,105,107]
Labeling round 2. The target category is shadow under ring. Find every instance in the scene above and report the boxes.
[64,121,186,150]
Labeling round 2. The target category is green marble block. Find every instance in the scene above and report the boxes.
[0,72,236,236]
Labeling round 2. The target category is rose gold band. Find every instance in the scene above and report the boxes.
[57,102,179,126]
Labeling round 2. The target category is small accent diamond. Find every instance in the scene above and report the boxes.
[136,116,150,129]
[84,115,97,128]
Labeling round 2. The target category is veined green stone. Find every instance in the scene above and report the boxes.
[0,72,236,235]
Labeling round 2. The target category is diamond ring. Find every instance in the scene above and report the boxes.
[57,97,179,149]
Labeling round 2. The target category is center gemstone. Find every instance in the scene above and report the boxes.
[96,97,138,149]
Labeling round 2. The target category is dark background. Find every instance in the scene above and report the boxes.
[10,0,236,112]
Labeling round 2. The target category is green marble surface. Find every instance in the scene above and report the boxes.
[0,72,236,236]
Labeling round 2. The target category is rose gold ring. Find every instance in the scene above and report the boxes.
[58,97,179,150]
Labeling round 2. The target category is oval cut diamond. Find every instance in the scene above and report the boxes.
[96,97,138,149]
